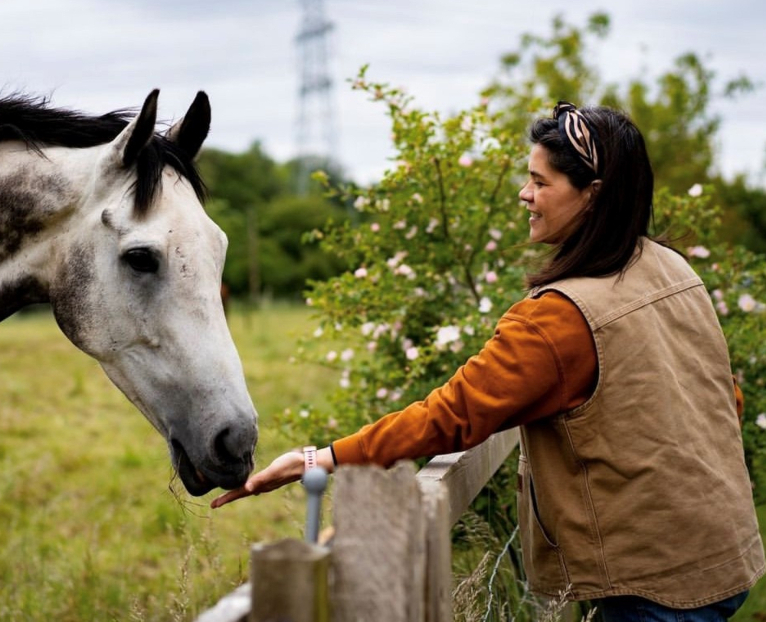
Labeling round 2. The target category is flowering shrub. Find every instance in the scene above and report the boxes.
[282,69,766,505]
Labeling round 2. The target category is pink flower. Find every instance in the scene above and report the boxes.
[485,240,498,252]
[485,271,498,283]
[738,294,757,312]
[340,348,354,362]
[406,347,419,360]
[458,154,473,167]
[354,267,368,278]
[688,246,710,259]
[376,388,389,399]
[370,222,380,232]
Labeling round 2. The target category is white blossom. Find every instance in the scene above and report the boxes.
[354,195,370,210]
[435,325,461,346]
[406,346,419,360]
[386,251,408,269]
[395,263,416,279]
[354,267,368,278]
[756,414,766,430]
[479,297,493,313]
[326,350,338,362]
[687,183,703,197]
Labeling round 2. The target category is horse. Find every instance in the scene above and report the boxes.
[0,89,257,496]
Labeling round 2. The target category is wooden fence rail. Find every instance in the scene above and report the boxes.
[196,428,520,622]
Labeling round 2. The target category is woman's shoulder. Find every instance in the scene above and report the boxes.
[506,291,586,327]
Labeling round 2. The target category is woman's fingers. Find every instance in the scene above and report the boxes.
[210,451,306,509]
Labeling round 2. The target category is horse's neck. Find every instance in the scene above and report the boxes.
[0,144,92,320]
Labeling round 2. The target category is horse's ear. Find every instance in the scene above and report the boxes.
[166,91,210,159]
[109,89,159,168]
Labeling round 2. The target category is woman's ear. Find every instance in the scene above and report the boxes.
[584,179,602,210]
[590,179,603,197]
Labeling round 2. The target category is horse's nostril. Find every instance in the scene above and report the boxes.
[213,427,238,464]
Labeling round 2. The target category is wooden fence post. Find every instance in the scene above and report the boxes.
[418,479,452,622]
[249,538,330,622]
[331,462,427,622]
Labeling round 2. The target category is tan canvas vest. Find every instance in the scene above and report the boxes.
[519,238,765,606]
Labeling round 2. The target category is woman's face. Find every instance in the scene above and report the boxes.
[519,144,594,244]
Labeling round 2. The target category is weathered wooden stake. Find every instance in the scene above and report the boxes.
[249,539,330,622]
[331,462,427,622]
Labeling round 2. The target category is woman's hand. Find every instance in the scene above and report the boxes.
[210,446,335,509]
[210,450,305,508]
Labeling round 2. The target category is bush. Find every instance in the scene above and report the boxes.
[280,68,766,617]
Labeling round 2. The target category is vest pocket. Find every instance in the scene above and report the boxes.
[518,455,568,589]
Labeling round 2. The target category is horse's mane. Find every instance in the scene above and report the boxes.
[0,93,206,214]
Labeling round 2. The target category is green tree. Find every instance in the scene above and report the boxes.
[199,146,351,299]
[199,143,282,299]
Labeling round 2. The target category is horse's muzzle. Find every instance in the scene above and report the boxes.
[171,434,255,497]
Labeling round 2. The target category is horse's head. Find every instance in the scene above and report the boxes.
[48,91,257,496]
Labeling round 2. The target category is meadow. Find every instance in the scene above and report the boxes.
[0,303,336,621]
[2,304,765,621]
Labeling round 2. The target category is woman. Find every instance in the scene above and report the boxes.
[212,103,764,621]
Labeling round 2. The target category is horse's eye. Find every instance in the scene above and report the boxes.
[123,248,160,273]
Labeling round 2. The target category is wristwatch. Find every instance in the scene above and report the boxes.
[303,445,317,472]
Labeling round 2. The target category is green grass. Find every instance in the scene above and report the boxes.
[0,303,336,621]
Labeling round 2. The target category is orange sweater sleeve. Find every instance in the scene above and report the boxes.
[332,292,597,467]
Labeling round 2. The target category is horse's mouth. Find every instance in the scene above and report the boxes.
[171,439,252,497]
[172,440,215,496]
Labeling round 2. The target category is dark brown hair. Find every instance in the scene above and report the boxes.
[525,106,655,288]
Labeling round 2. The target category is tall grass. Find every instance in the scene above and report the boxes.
[0,303,334,621]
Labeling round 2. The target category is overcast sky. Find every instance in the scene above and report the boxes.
[2,0,765,186]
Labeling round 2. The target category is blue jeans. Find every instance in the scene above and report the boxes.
[593,591,749,622]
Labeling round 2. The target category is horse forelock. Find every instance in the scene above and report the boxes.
[0,93,207,218]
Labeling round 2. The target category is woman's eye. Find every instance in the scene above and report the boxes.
[123,248,160,273]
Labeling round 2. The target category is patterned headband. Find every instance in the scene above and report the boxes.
[553,101,601,175]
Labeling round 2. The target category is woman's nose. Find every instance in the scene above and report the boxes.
[519,182,532,202]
